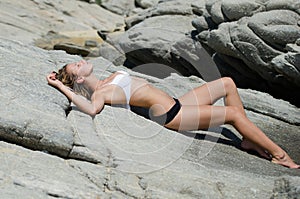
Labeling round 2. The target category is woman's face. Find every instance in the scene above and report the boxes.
[66,60,93,79]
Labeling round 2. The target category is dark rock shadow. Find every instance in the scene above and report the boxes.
[178,127,273,160]
[178,127,242,149]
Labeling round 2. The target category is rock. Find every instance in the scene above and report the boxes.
[116,0,217,79]
[1,140,300,198]
[0,38,76,157]
[120,15,200,77]
[125,0,195,29]
[247,10,300,51]
[35,30,103,50]
[0,38,300,198]
[271,53,300,86]
[192,1,300,106]
[97,31,127,66]
[0,141,106,198]
[0,0,127,60]
[101,0,300,106]
[192,16,209,32]
[239,89,300,125]
[271,178,300,199]
[98,41,126,66]
[2,0,299,107]
[136,0,160,9]
[0,0,125,44]
[78,0,96,3]
[266,0,300,15]
[100,0,136,16]
[221,0,264,21]
[54,43,95,57]
[85,40,98,47]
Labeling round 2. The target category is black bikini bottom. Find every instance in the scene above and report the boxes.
[130,98,182,125]
[151,98,182,125]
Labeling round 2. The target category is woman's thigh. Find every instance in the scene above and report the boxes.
[179,78,226,106]
[165,105,228,131]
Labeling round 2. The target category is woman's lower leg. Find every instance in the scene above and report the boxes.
[228,107,299,168]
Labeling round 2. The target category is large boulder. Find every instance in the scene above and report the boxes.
[101,0,300,106]
[0,0,125,57]
[100,0,136,16]
[2,0,299,106]
[192,0,300,106]
[114,0,219,81]
[0,38,300,198]
[136,0,160,9]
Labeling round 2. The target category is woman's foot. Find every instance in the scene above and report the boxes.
[271,152,300,169]
[240,139,271,160]
[241,139,300,169]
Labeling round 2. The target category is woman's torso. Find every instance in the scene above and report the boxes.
[95,71,175,115]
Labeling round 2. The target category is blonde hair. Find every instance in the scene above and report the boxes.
[55,64,91,100]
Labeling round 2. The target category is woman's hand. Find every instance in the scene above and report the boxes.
[46,72,63,89]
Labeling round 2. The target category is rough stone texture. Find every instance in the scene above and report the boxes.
[1,0,299,106]
[0,0,125,45]
[98,0,300,106]
[115,0,221,80]
[120,15,201,76]
[0,38,300,198]
[1,0,300,197]
[125,0,197,29]
[35,30,103,55]
[136,0,160,9]
[0,141,106,198]
[0,39,75,157]
[100,0,136,16]
[239,89,300,125]
[192,0,300,106]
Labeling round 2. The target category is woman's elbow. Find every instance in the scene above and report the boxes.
[89,112,97,117]
[88,108,102,117]
[88,110,98,117]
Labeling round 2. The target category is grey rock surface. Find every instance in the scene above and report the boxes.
[192,0,300,106]
[136,0,160,9]
[0,38,300,198]
[100,0,136,16]
[1,0,299,106]
[99,0,300,106]
[115,0,219,80]
[120,15,201,76]
[0,0,124,45]
[1,1,300,198]
[0,39,74,157]
[125,0,196,29]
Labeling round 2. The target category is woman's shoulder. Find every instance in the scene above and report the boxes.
[92,85,110,100]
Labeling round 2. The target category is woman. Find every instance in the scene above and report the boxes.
[47,60,299,169]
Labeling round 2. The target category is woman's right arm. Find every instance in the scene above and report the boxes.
[46,73,104,117]
[59,85,105,117]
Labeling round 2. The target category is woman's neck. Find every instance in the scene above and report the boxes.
[83,74,101,93]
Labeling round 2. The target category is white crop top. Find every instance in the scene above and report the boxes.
[107,71,131,110]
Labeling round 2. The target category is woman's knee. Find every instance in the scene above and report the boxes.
[222,77,237,92]
[226,106,244,124]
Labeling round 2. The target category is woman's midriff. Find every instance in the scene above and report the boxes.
[130,77,175,116]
